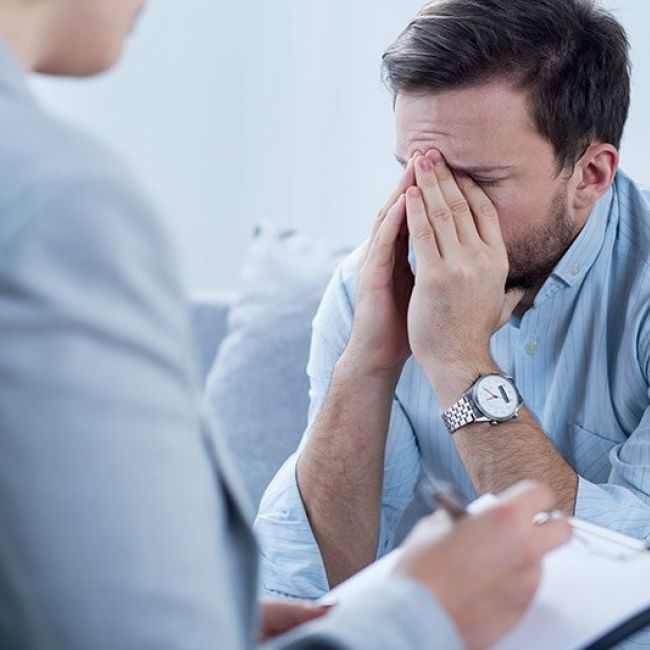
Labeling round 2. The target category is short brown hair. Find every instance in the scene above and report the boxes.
[382,0,631,170]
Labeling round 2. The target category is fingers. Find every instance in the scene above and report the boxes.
[366,193,407,272]
[496,481,572,551]
[426,151,483,247]
[406,186,440,265]
[370,156,416,244]
[414,153,460,258]
[533,517,572,556]
[259,599,331,641]
[455,172,506,249]
[498,481,557,522]
[407,509,453,548]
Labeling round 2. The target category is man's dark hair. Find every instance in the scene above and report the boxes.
[382,0,631,170]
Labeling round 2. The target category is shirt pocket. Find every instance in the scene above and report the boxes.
[569,423,621,483]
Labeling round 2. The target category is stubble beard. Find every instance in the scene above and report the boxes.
[505,187,577,292]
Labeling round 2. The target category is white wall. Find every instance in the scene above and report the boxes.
[31,0,650,291]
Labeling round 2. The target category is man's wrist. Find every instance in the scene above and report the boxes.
[422,354,500,410]
[336,348,405,387]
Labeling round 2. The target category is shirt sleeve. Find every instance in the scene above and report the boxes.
[254,248,422,600]
[263,578,462,650]
[576,407,650,540]
[0,174,254,649]
[575,328,650,540]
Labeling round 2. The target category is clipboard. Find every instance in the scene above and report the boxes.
[582,605,650,649]
[321,495,650,650]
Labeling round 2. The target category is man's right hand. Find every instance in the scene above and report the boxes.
[341,156,416,378]
[394,481,572,650]
[295,156,419,587]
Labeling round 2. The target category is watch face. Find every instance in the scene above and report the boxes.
[474,375,520,421]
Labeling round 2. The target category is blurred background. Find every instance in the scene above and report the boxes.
[30,0,650,291]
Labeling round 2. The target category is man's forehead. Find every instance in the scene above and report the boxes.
[393,123,517,173]
[395,82,531,125]
[394,83,536,163]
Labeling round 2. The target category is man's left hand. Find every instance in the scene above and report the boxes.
[405,150,523,406]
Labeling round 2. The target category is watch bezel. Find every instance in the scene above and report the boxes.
[470,373,522,422]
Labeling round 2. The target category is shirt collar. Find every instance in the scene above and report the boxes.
[549,181,614,288]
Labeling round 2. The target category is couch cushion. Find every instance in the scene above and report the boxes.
[205,226,351,510]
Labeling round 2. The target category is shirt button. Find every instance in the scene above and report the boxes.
[571,265,581,277]
[525,339,540,355]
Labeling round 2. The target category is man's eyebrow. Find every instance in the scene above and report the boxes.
[393,153,513,175]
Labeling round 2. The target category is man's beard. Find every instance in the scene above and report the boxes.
[505,187,576,292]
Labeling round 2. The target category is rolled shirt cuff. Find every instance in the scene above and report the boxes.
[254,452,330,599]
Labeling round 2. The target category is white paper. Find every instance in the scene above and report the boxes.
[492,534,650,650]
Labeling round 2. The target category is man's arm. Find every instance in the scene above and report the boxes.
[434,369,578,512]
[568,326,650,539]
[405,151,578,513]
[256,159,423,593]
[296,359,404,587]
[297,162,423,587]
[255,261,421,598]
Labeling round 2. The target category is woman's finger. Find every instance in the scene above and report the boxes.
[259,599,332,641]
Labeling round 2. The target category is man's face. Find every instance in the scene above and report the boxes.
[395,81,578,290]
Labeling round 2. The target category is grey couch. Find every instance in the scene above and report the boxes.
[190,281,318,515]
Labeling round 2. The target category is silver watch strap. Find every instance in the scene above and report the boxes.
[442,395,477,435]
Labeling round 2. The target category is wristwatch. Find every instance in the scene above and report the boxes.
[442,373,523,435]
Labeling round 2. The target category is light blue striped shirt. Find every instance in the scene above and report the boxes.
[255,170,650,602]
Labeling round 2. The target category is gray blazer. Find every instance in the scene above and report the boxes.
[0,41,461,650]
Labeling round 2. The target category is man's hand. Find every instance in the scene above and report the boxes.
[258,599,331,642]
[394,481,572,650]
[403,149,578,512]
[406,150,522,405]
[342,156,416,378]
[296,156,421,587]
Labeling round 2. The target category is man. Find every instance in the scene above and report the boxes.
[0,0,570,648]
[255,0,649,599]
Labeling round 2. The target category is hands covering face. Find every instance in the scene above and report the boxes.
[405,151,525,391]
[348,150,523,394]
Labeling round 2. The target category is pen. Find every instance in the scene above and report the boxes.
[420,474,650,555]
[430,489,470,521]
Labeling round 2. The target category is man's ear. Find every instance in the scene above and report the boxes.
[571,143,619,211]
